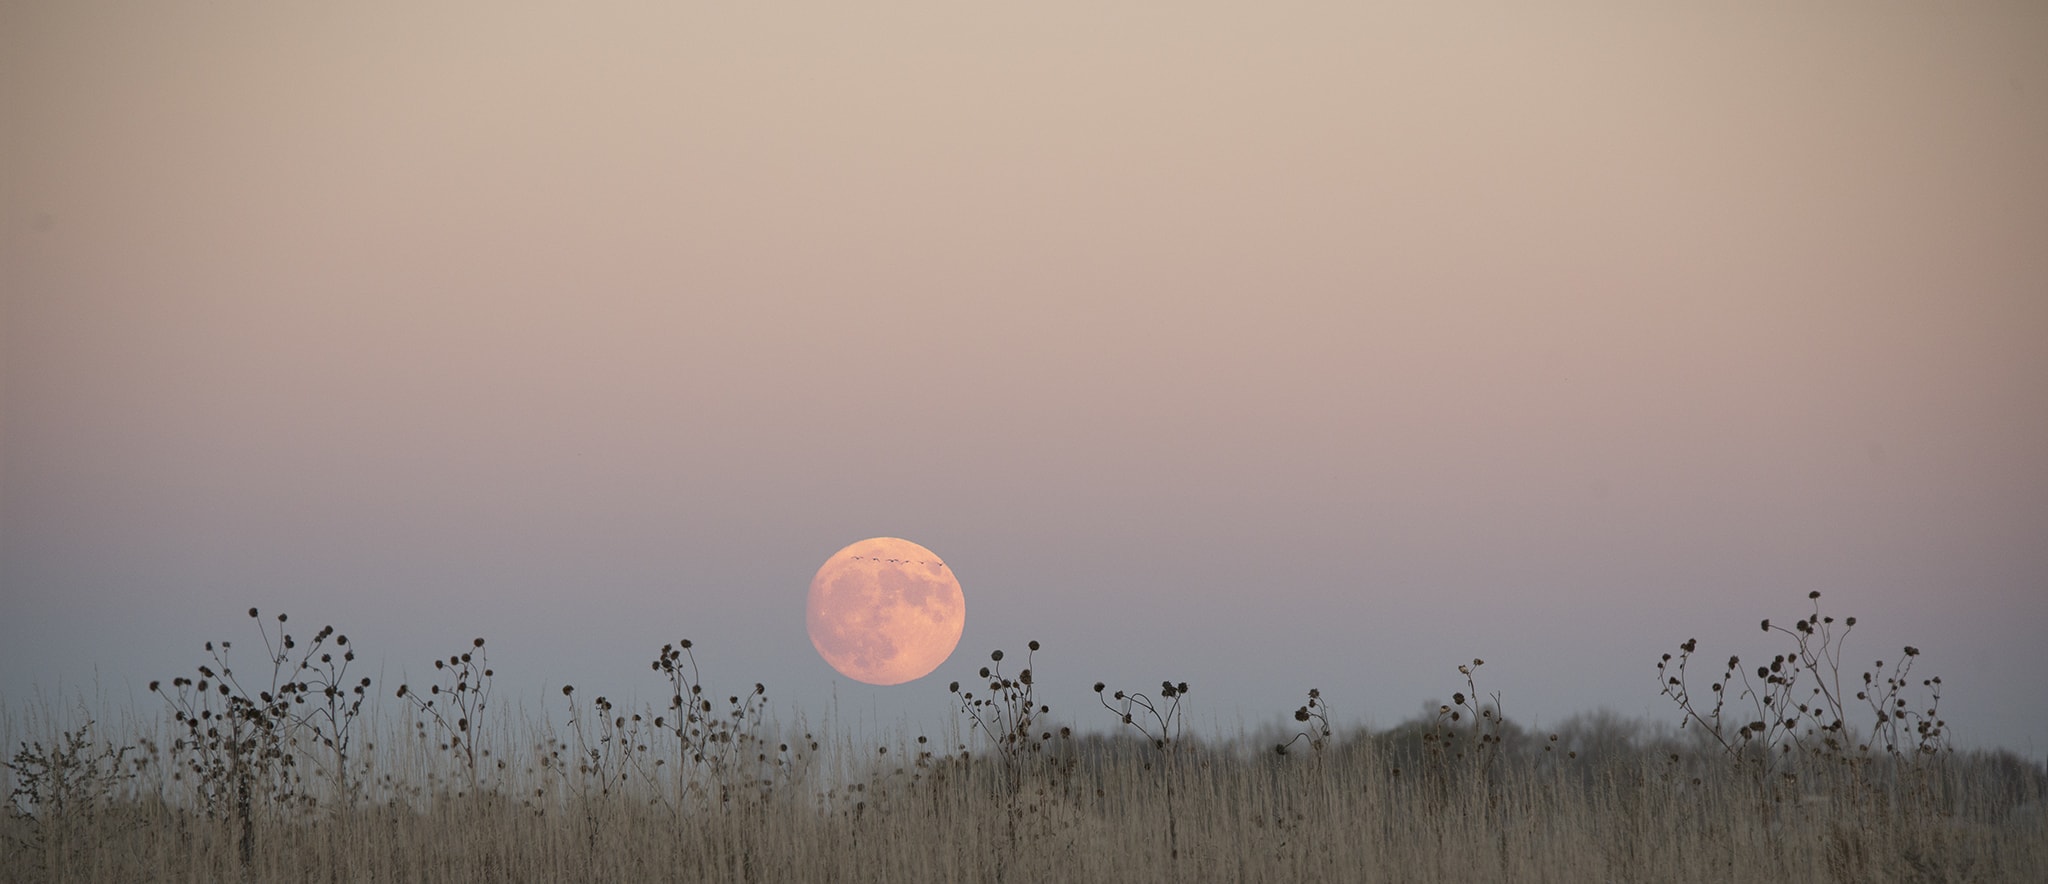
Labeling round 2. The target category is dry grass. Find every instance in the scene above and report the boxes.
[5,601,2044,883]
[5,705,2043,884]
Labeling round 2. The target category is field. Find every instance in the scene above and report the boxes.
[5,602,2045,883]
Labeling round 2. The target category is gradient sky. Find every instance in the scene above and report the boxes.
[4,2,2045,757]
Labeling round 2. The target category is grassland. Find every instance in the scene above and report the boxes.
[4,602,2045,883]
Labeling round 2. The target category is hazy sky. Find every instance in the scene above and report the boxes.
[4,2,2045,756]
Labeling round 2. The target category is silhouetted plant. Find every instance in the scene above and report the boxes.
[1092,676,1190,753]
[1274,688,1332,758]
[1411,658,1507,783]
[286,625,373,802]
[1093,672,1194,864]
[150,608,364,862]
[1657,592,1951,767]
[646,638,775,810]
[949,641,1054,794]
[1657,591,1963,831]
[554,686,639,812]
[4,722,134,849]
[396,637,494,782]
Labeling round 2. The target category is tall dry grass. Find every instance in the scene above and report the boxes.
[7,699,2044,882]
[5,600,2045,882]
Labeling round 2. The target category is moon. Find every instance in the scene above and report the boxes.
[807,537,965,685]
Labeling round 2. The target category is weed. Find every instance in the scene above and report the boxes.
[949,641,1057,796]
[1658,591,1951,767]
[1092,676,1190,754]
[4,722,133,829]
[650,640,774,784]
[148,608,366,862]
[397,637,494,782]
[1093,672,1195,864]
[1273,688,1331,758]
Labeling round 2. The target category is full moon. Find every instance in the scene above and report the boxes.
[806,537,966,686]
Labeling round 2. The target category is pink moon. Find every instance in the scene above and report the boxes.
[806,537,966,686]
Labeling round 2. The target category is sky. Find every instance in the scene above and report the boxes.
[4,2,2045,758]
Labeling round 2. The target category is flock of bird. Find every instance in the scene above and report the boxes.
[847,556,947,569]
